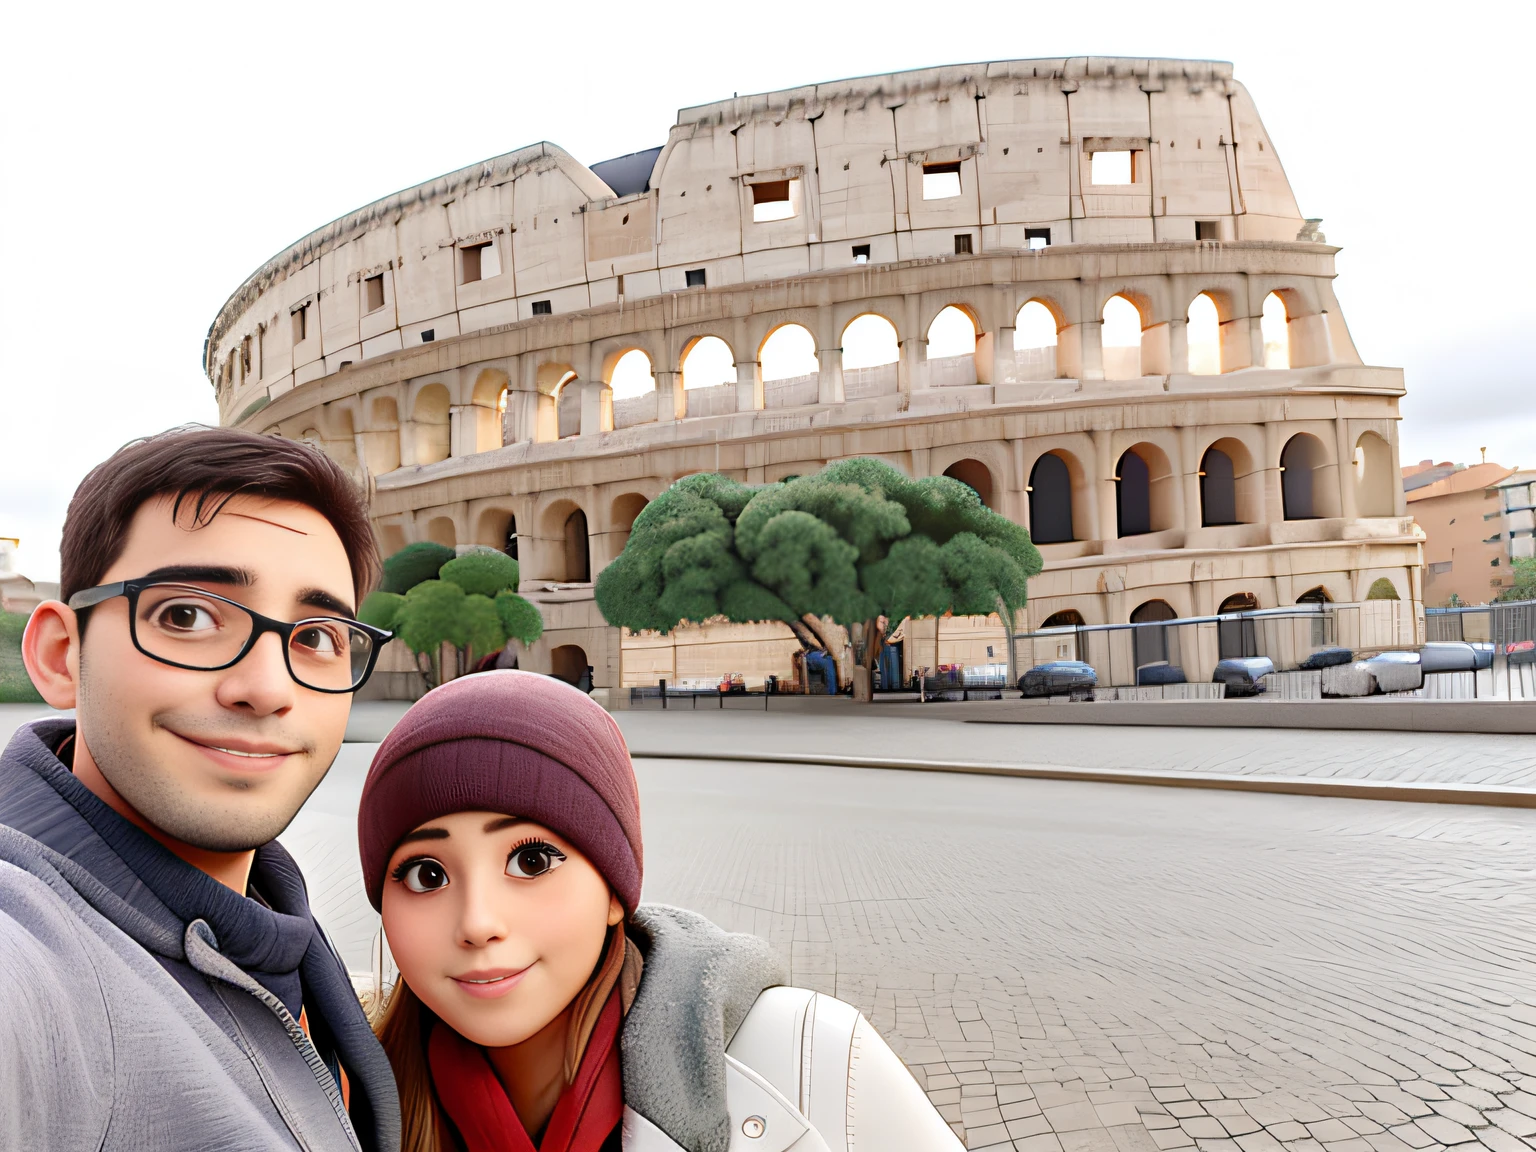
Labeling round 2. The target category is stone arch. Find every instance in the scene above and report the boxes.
[840,313,900,369]
[1217,591,1259,659]
[1101,294,1145,380]
[758,323,818,382]
[1261,292,1291,369]
[550,644,590,689]
[475,506,518,560]
[1186,292,1222,376]
[538,498,592,584]
[1130,598,1178,669]
[1014,299,1060,380]
[609,492,650,558]
[1354,431,1394,518]
[1281,433,1339,520]
[378,522,407,557]
[362,394,401,474]
[1199,435,1262,526]
[1028,452,1075,544]
[424,515,457,548]
[942,458,995,510]
[925,304,978,359]
[1296,585,1333,604]
[605,348,655,400]
[680,336,736,390]
[1116,442,1177,536]
[410,383,451,465]
[1041,609,1085,628]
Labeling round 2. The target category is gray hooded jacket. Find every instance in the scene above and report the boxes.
[0,719,401,1151]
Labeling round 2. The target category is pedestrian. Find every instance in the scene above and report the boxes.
[0,426,401,1151]
[359,669,963,1151]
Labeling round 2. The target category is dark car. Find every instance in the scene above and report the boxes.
[1299,647,1353,670]
[1213,656,1274,696]
[1135,662,1187,687]
[1019,660,1098,697]
[1419,642,1492,674]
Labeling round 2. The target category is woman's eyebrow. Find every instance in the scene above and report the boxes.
[483,815,526,834]
[398,827,450,846]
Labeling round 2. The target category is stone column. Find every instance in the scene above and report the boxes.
[735,360,762,412]
[817,346,845,405]
[987,326,1016,386]
[654,371,684,422]
[1180,425,1202,530]
[579,383,606,438]
[1076,320,1105,380]
[1219,316,1255,372]
[1333,419,1359,519]
[1093,428,1118,542]
[899,336,929,393]
[448,405,467,457]
[1263,421,1286,523]
[1167,318,1190,375]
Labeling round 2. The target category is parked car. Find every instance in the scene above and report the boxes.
[1362,650,1423,693]
[1019,660,1097,697]
[1212,656,1274,697]
[1135,662,1187,687]
[1418,642,1491,674]
[1299,647,1353,670]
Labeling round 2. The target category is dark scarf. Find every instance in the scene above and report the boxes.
[429,992,623,1152]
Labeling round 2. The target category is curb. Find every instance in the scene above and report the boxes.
[629,750,1536,809]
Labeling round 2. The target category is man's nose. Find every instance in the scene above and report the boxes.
[213,630,296,716]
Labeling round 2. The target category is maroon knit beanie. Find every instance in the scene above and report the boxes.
[358,671,643,912]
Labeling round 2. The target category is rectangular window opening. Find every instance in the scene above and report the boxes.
[1025,227,1051,250]
[461,244,484,284]
[1090,150,1134,185]
[420,328,435,343]
[685,268,707,288]
[751,179,796,222]
[291,304,308,344]
[953,233,973,255]
[364,274,385,313]
[851,243,870,264]
[531,300,552,316]
[1195,220,1221,242]
[922,161,962,200]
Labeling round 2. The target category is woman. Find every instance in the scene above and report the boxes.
[360,670,962,1152]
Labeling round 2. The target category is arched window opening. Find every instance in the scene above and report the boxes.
[411,383,451,465]
[555,372,581,439]
[608,350,654,400]
[1130,599,1177,669]
[760,324,818,382]
[1355,432,1394,517]
[611,493,649,557]
[1281,434,1328,520]
[426,516,457,548]
[1186,292,1221,375]
[1042,609,1085,628]
[379,524,407,556]
[841,314,900,369]
[550,645,591,691]
[681,337,735,390]
[943,459,994,509]
[1101,295,1143,380]
[926,306,976,360]
[1028,453,1075,544]
[1296,586,1333,605]
[1200,447,1238,526]
[1015,301,1058,380]
[1261,292,1290,369]
[1366,577,1400,601]
[1217,592,1259,660]
[563,509,591,583]
[476,508,517,560]
[1116,450,1152,537]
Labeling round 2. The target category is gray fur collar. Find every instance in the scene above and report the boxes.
[622,905,786,1152]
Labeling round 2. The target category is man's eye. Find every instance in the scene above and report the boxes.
[397,860,449,893]
[507,842,566,879]
[292,623,341,654]
[158,603,219,633]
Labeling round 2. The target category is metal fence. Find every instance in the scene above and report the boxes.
[1425,600,1536,652]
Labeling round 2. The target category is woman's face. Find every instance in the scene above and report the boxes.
[381,811,624,1047]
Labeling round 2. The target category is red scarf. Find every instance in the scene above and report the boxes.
[428,992,623,1152]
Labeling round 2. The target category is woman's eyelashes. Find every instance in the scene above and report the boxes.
[507,839,566,879]
[392,857,450,893]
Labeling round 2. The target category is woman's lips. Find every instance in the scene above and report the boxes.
[450,966,530,999]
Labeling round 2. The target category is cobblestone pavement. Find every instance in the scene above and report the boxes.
[636,757,1536,1152]
[616,711,1536,790]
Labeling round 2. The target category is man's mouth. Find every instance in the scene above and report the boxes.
[169,730,301,767]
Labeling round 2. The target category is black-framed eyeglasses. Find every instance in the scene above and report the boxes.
[67,579,393,694]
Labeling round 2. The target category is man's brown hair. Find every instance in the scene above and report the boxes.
[61,425,380,608]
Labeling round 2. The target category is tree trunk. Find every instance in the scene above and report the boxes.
[800,614,853,691]
[788,619,824,651]
[852,616,886,703]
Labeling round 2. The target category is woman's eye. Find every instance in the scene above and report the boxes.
[507,842,566,879]
[399,860,449,893]
[158,603,219,633]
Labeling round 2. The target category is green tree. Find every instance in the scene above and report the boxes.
[370,544,543,687]
[0,611,43,704]
[595,458,1042,699]
[1498,556,1536,602]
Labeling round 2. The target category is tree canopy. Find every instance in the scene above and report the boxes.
[595,458,1042,642]
[362,545,543,687]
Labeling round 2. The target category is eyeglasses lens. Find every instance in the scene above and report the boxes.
[288,619,376,691]
[134,586,254,669]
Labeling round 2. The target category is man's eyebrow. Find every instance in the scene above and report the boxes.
[140,565,253,587]
[298,587,356,617]
[397,827,450,846]
[483,815,527,834]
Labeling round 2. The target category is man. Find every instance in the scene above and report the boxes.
[0,426,401,1151]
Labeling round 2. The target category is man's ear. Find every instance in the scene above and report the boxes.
[607,890,626,927]
[22,602,82,710]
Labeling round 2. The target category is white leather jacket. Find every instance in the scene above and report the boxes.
[623,985,963,1152]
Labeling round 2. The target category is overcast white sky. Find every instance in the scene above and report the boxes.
[2,1,1531,582]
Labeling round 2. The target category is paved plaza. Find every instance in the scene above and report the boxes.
[3,705,1534,1151]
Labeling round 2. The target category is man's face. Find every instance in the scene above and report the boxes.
[74,494,357,852]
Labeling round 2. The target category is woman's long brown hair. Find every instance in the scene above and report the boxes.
[374,980,444,1152]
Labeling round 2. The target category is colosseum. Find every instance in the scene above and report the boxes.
[206,56,1423,699]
